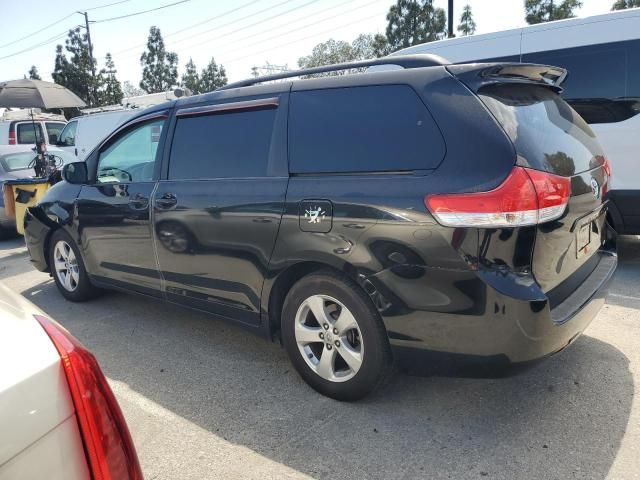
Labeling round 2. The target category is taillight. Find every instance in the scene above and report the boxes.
[425,166,571,228]
[8,127,16,145]
[34,314,143,480]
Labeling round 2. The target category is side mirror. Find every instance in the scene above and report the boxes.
[49,134,58,144]
[62,162,88,184]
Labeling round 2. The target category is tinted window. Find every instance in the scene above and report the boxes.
[16,123,44,144]
[57,120,77,146]
[45,122,65,144]
[97,119,164,183]
[479,84,604,175]
[169,107,276,180]
[289,85,445,174]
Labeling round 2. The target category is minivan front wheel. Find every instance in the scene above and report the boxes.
[49,229,100,302]
[282,271,392,401]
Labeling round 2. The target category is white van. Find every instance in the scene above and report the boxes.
[56,109,138,161]
[391,8,640,235]
[0,115,66,146]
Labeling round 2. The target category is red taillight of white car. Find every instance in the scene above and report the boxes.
[425,166,571,228]
[34,314,143,480]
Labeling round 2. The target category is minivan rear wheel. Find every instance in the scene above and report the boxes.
[49,229,101,302]
[281,271,392,401]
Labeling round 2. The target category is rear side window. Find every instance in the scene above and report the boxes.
[169,107,276,180]
[289,85,445,174]
[16,123,43,144]
[479,84,604,175]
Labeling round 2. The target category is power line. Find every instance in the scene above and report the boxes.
[222,8,388,65]
[0,29,78,61]
[86,0,132,10]
[215,0,382,58]
[161,0,302,50]
[165,0,319,53]
[93,0,193,23]
[0,0,132,49]
[115,0,297,59]
[112,0,263,55]
[0,13,75,49]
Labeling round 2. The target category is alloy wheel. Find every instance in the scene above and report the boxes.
[53,240,80,292]
[294,294,364,382]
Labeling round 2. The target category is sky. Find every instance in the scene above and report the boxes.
[0,0,619,87]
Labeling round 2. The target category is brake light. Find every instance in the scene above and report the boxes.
[34,314,143,480]
[8,127,16,145]
[425,167,571,227]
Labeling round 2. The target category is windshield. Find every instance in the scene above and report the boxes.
[0,151,34,173]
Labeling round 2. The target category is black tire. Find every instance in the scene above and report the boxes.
[49,229,101,302]
[281,270,393,401]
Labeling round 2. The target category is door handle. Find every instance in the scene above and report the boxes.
[155,192,178,210]
[128,193,148,209]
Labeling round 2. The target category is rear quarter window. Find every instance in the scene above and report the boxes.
[289,85,445,174]
[479,84,604,176]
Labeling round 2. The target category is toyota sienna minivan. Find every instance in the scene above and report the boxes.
[23,55,617,400]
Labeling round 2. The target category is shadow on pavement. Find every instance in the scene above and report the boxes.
[22,273,634,479]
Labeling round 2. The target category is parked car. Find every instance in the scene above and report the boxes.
[385,7,640,235]
[0,145,74,237]
[23,56,617,401]
[0,116,66,147]
[56,109,139,161]
[0,282,142,479]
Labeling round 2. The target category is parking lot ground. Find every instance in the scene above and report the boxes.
[1,235,639,480]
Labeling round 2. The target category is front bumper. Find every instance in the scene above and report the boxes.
[368,248,617,372]
[23,208,51,272]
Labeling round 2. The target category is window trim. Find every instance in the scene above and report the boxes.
[175,97,279,118]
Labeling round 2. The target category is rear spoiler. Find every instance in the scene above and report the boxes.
[446,63,568,93]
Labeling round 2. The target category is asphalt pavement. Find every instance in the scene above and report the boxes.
[1,235,639,480]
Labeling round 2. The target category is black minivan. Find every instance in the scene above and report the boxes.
[24,55,617,400]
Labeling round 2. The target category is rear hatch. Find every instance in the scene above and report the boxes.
[450,64,611,297]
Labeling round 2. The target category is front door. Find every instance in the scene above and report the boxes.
[76,114,167,296]
[153,96,288,326]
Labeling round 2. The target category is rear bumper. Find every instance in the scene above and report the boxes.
[370,248,617,372]
[23,208,51,272]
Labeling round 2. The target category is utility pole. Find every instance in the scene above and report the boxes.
[78,11,97,106]
[448,0,454,38]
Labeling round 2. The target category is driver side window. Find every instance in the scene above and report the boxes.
[97,118,164,184]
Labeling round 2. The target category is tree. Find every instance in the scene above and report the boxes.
[99,53,123,106]
[28,66,41,80]
[385,0,447,51]
[298,34,390,76]
[199,58,227,93]
[612,0,640,9]
[122,81,144,98]
[51,28,103,106]
[140,26,178,93]
[352,33,391,58]
[525,0,583,24]
[457,4,476,36]
[181,58,200,94]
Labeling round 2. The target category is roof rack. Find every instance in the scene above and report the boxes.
[218,54,449,90]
